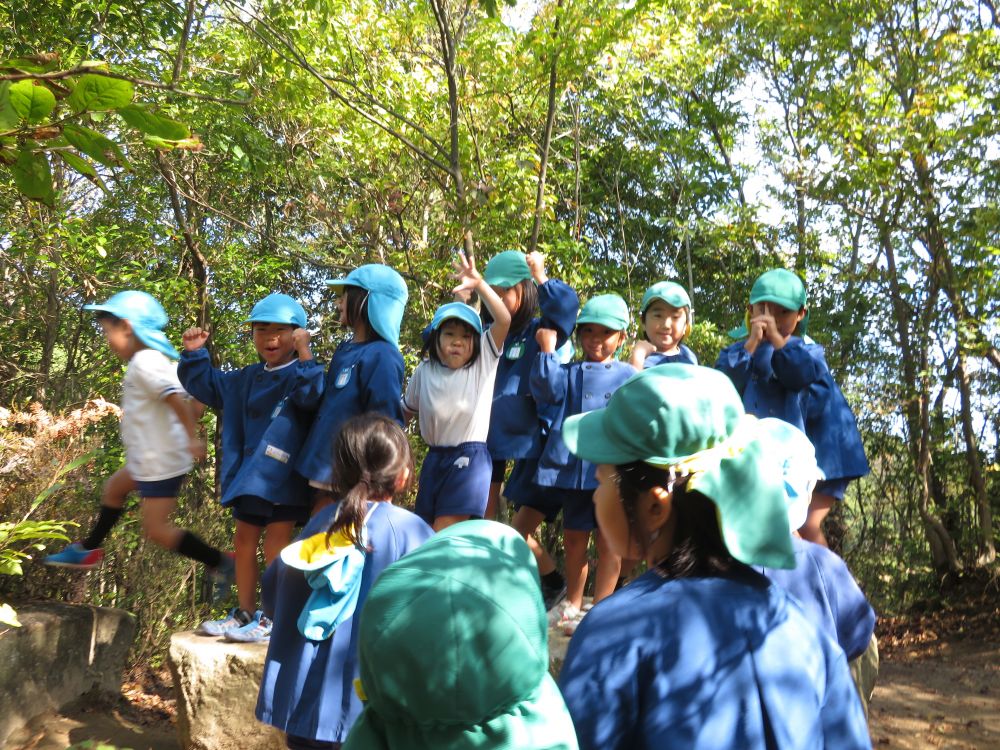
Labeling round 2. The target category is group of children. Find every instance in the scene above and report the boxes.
[43,252,874,748]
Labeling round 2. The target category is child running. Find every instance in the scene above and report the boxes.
[513,294,635,633]
[296,265,408,506]
[715,268,869,546]
[629,281,698,369]
[178,293,323,643]
[403,250,510,530]
[256,414,433,750]
[44,291,233,592]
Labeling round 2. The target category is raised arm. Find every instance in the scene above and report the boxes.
[453,249,510,351]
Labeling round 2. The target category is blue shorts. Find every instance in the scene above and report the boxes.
[415,442,492,523]
[514,487,597,532]
[135,474,186,498]
[230,494,310,528]
[815,477,851,501]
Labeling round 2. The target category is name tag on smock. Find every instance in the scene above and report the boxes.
[506,341,525,360]
[334,367,353,389]
[265,444,290,463]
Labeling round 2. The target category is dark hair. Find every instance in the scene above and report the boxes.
[343,285,385,343]
[421,317,481,369]
[615,462,741,579]
[482,279,538,336]
[327,414,413,548]
[94,311,123,324]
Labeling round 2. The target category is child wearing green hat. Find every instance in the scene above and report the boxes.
[556,365,871,750]
[403,250,511,530]
[715,268,869,546]
[511,294,635,631]
[629,280,698,369]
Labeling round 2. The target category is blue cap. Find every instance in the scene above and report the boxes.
[83,290,179,359]
[326,265,408,347]
[757,418,823,532]
[430,302,483,335]
[245,293,307,328]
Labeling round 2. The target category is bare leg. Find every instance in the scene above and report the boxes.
[433,514,470,532]
[263,521,296,565]
[234,520,263,613]
[512,506,557,575]
[593,529,622,604]
[800,492,836,548]
[101,466,136,509]
[139,497,183,549]
[563,530,590,611]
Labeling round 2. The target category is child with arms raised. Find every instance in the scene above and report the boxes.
[178,293,323,642]
[45,291,233,591]
[403,250,510,530]
[629,281,697,369]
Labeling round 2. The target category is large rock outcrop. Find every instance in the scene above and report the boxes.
[0,602,136,747]
[167,631,284,750]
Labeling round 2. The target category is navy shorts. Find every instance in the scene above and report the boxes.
[230,494,310,528]
[135,473,186,499]
[514,486,597,532]
[415,442,492,523]
[815,477,851,502]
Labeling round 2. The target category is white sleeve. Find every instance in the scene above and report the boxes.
[134,350,185,401]
[403,363,422,413]
[481,330,501,363]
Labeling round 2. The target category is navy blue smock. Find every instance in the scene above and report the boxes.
[256,501,433,743]
[643,344,698,368]
[715,337,869,482]
[530,353,635,489]
[761,537,876,662]
[559,568,871,750]
[296,340,405,486]
[488,279,579,460]
[178,348,322,508]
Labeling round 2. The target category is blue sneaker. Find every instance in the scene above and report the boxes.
[196,607,251,637]
[209,552,236,603]
[224,610,272,643]
[43,543,104,570]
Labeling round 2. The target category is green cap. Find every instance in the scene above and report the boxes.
[576,294,629,331]
[483,250,532,288]
[561,365,795,569]
[343,521,578,750]
[728,269,810,338]
[640,281,691,314]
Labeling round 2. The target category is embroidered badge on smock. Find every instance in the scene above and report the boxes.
[334,367,352,388]
[506,341,525,360]
[265,444,290,464]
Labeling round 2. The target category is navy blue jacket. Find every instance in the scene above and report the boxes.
[643,345,698,368]
[178,348,322,508]
[530,354,635,489]
[488,279,579,460]
[296,340,405,486]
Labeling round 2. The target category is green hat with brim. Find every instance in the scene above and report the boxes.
[483,250,532,288]
[576,294,629,332]
[561,365,795,569]
[729,268,809,338]
[640,281,691,314]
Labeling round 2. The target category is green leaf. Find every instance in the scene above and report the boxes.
[67,74,134,112]
[57,150,105,187]
[0,603,21,628]
[63,123,126,168]
[118,104,189,140]
[8,80,56,124]
[0,82,20,131]
[11,148,55,205]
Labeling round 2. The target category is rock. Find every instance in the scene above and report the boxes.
[0,602,136,747]
[167,631,284,750]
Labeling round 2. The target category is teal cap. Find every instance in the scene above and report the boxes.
[576,294,629,332]
[245,293,307,328]
[430,302,483,335]
[83,290,179,359]
[561,365,795,569]
[326,265,408,347]
[729,268,809,338]
[640,281,691,314]
[483,250,532,288]
[757,418,823,532]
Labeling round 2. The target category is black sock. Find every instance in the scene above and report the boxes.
[236,609,253,625]
[176,531,223,568]
[82,506,124,550]
[541,570,564,589]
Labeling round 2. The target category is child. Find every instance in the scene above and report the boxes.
[296,265,408,502]
[342,521,579,750]
[715,268,869,546]
[256,414,433,749]
[629,281,698,369]
[513,294,635,633]
[44,291,233,591]
[557,365,870,750]
[178,293,323,642]
[403,251,511,531]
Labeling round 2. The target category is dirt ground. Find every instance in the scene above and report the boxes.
[4,592,999,750]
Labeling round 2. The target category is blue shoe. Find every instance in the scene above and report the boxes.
[224,610,272,643]
[196,607,251,637]
[209,553,236,604]
[43,543,104,570]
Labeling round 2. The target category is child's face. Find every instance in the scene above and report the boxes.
[252,322,297,366]
[750,302,806,340]
[436,319,475,369]
[335,293,350,327]
[492,284,522,317]
[578,323,624,363]
[642,300,688,353]
[99,319,139,361]
[592,464,642,559]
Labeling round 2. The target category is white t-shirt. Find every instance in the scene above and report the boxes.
[121,349,193,481]
[404,331,501,447]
